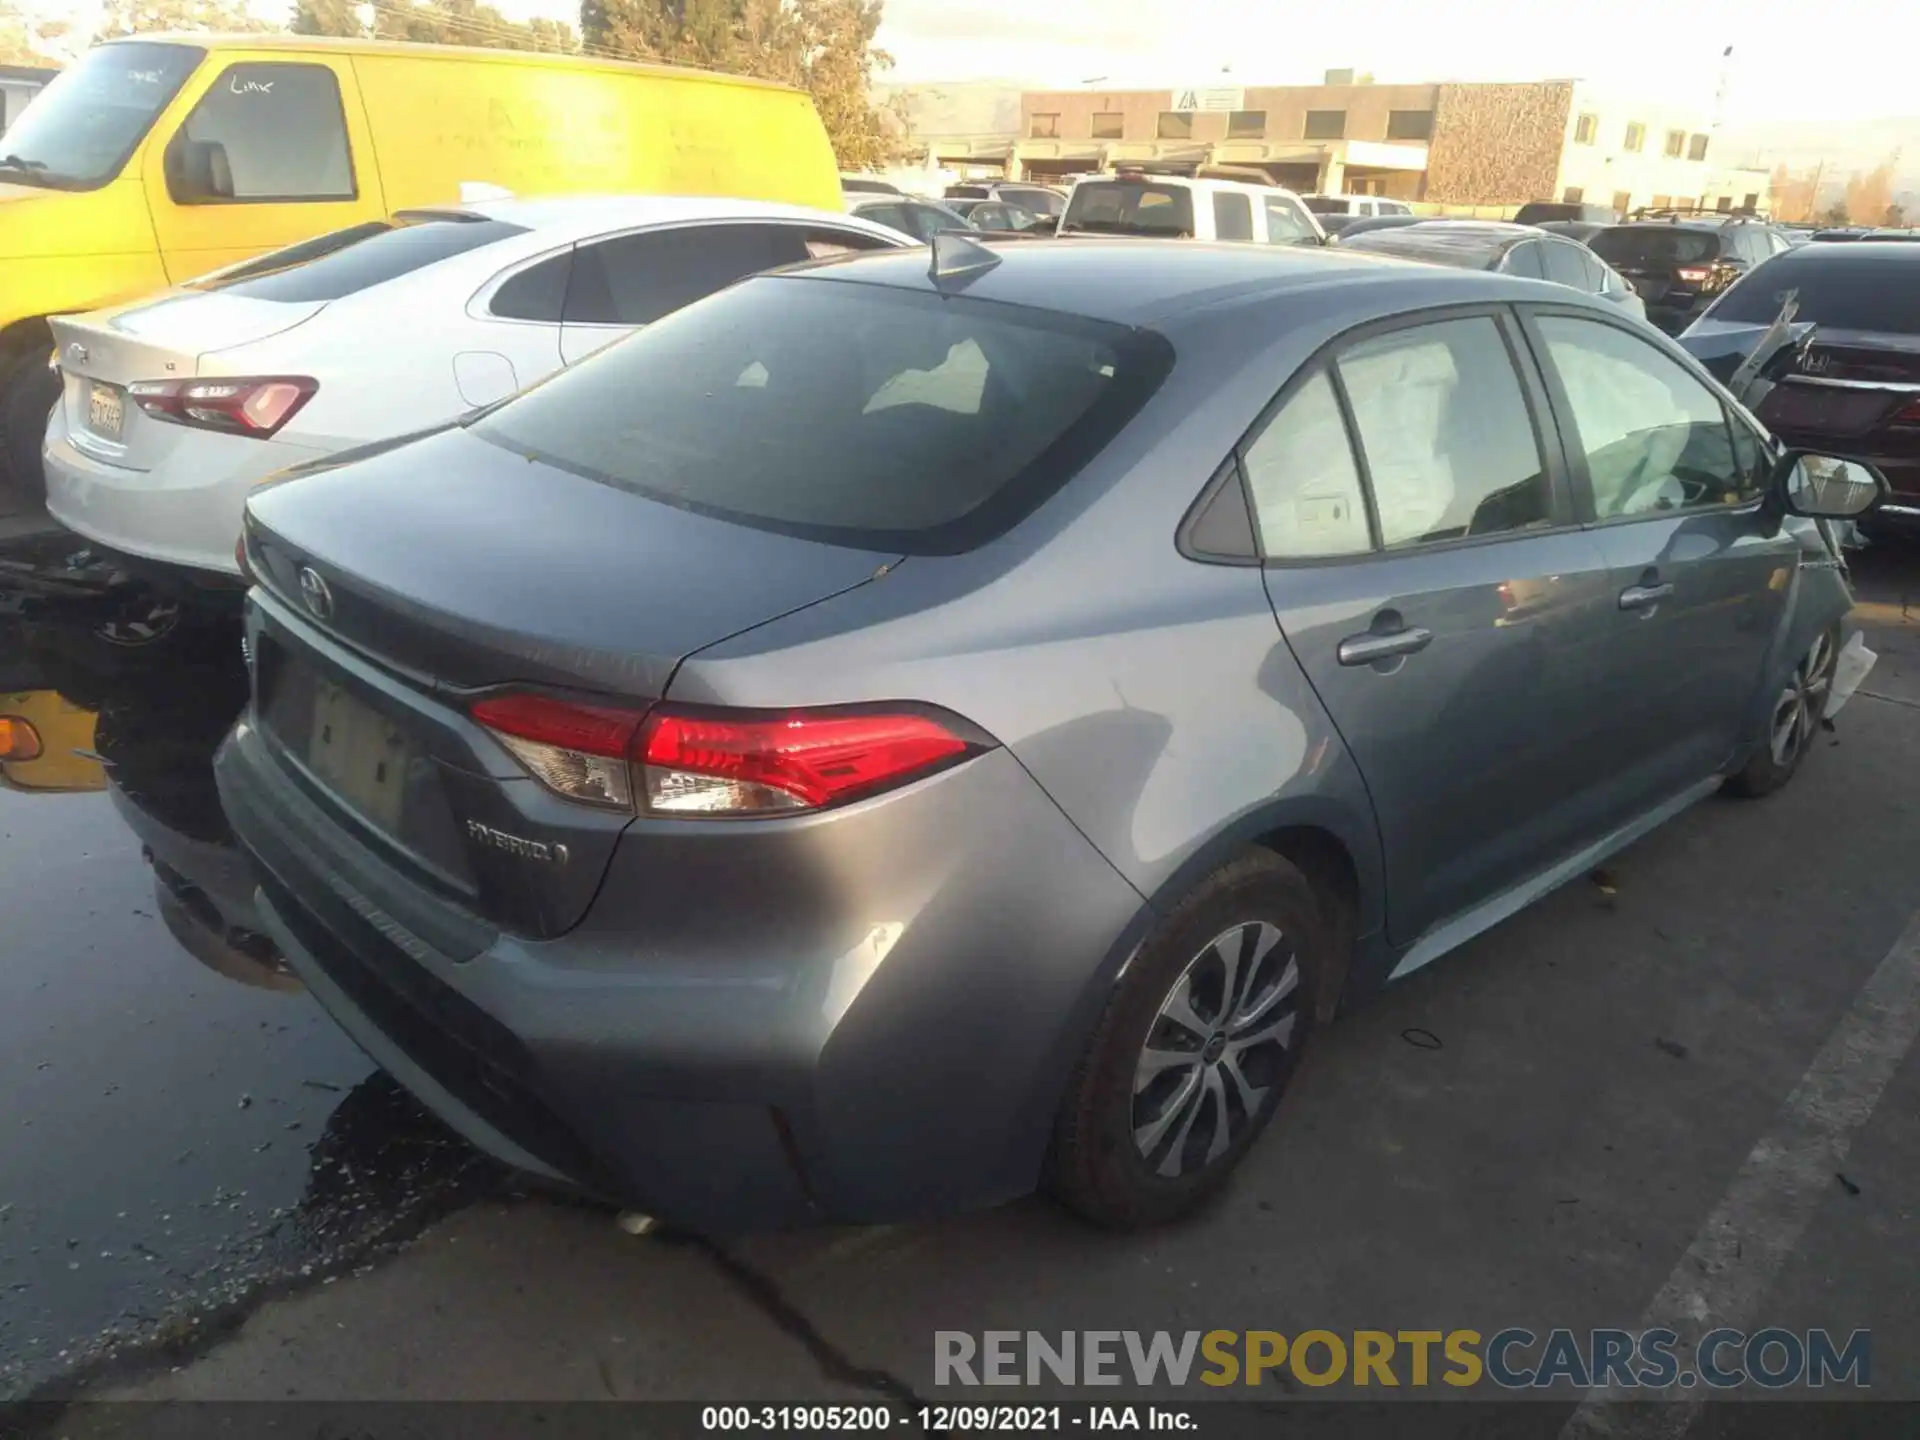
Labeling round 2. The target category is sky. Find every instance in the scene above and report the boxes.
[19,0,1918,132]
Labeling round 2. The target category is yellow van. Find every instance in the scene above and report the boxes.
[0,34,841,488]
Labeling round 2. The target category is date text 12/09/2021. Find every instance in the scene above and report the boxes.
[702,1407,1192,1431]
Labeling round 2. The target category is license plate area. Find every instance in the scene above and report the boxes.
[87,381,125,441]
[307,678,414,834]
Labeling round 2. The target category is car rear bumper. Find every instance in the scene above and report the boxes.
[214,706,1146,1230]
[42,408,325,577]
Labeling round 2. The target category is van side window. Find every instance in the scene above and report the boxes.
[167,63,354,204]
[564,224,812,327]
[1213,192,1254,241]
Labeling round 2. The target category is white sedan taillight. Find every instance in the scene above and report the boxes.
[470,693,979,817]
[129,377,317,438]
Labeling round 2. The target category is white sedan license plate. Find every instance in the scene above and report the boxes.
[308,679,412,834]
[87,381,125,440]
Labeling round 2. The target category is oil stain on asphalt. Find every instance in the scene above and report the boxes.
[0,600,500,1400]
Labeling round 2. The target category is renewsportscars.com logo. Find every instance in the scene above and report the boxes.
[934,1329,1871,1391]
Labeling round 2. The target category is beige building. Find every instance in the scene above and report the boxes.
[947,71,1771,215]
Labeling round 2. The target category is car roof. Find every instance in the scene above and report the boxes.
[1078,173,1299,199]
[783,236,1552,326]
[444,194,901,246]
[1338,221,1537,266]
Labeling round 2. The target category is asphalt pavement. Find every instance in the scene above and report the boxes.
[2,527,1917,1419]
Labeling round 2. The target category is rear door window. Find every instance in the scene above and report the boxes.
[1336,317,1551,548]
[190,216,528,301]
[489,251,572,322]
[1062,182,1195,237]
[475,275,1171,554]
[166,63,354,203]
[1213,192,1254,241]
[564,224,811,327]
[1242,370,1371,559]
[1541,239,1596,290]
[1501,242,1546,278]
[1263,196,1317,245]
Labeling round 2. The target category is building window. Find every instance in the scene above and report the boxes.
[1716,195,1733,212]
[1386,109,1433,141]
[1157,111,1193,140]
[1227,110,1266,140]
[1562,186,1584,203]
[1743,192,1760,209]
[1091,111,1124,140]
[1574,112,1598,145]
[1624,122,1645,153]
[1664,129,1686,157]
[1029,113,1059,139]
[1303,109,1347,141]
[1612,191,1631,213]
[1688,133,1709,162]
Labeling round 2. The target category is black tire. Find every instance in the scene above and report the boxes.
[1726,622,1842,799]
[0,341,59,506]
[1047,849,1327,1228]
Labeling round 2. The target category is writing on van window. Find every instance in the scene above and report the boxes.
[172,63,353,203]
[129,69,167,85]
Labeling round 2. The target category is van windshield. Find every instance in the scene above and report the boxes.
[1061,182,1196,238]
[0,42,201,191]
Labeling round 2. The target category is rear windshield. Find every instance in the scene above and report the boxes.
[472,275,1173,554]
[1061,182,1196,238]
[1590,228,1721,268]
[1705,250,1920,332]
[190,216,529,302]
[1302,197,1351,215]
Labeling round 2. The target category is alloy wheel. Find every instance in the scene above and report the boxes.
[1132,920,1301,1178]
[1768,628,1838,769]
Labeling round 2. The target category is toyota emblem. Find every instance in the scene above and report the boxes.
[297,566,334,621]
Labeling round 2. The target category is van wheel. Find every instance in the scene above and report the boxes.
[0,343,58,506]
[1726,623,1841,799]
[1047,850,1324,1229]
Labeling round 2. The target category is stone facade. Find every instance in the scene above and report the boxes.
[1423,81,1575,205]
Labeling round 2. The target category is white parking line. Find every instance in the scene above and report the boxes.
[1561,905,1920,1439]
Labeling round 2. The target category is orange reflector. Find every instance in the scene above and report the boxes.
[0,715,43,762]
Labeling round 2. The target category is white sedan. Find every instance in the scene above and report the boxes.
[43,196,910,581]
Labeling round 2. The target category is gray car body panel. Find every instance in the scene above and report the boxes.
[218,242,1862,1228]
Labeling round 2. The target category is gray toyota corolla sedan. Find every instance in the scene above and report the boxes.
[215,237,1884,1231]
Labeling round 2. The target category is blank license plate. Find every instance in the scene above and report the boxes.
[87,381,124,440]
[308,679,413,834]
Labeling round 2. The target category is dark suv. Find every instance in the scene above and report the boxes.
[1590,218,1793,334]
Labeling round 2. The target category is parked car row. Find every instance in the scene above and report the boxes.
[5,34,1905,1239]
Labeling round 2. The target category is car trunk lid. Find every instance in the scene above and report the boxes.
[242,425,900,937]
[50,294,326,470]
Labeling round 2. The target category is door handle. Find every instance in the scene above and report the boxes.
[1337,626,1434,666]
[1618,582,1675,611]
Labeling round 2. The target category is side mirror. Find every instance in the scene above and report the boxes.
[166,137,235,202]
[1774,450,1888,519]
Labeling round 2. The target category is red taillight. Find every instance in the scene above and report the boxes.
[1675,266,1712,283]
[235,533,255,582]
[129,376,317,437]
[470,694,980,817]
[638,709,974,815]
[470,693,646,811]
[1893,398,1920,425]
